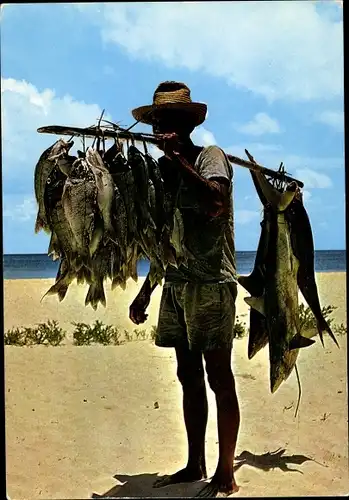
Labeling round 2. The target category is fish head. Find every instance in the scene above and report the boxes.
[48,139,74,160]
[270,348,299,393]
[252,172,299,212]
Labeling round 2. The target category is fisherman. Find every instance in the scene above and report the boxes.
[129,81,240,497]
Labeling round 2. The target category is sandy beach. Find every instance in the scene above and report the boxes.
[4,272,348,498]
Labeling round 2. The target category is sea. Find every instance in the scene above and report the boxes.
[2,250,346,280]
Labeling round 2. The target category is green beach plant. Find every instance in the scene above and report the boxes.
[4,304,345,347]
[150,325,157,341]
[234,315,248,339]
[4,321,66,346]
[72,321,121,346]
[298,303,345,336]
[25,320,66,346]
[4,327,27,346]
[133,328,148,340]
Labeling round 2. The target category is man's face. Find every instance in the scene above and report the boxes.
[151,108,194,136]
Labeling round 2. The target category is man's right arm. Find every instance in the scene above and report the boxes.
[129,272,158,325]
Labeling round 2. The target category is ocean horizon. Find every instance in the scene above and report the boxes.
[3,250,346,280]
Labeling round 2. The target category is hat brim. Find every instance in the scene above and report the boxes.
[132,102,207,126]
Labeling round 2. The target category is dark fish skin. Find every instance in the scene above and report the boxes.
[48,232,60,261]
[61,175,96,270]
[86,148,117,244]
[284,194,339,348]
[128,145,156,233]
[41,258,75,303]
[238,206,271,360]
[48,200,79,269]
[85,242,113,309]
[112,186,128,262]
[157,155,182,267]
[144,153,166,240]
[103,141,124,168]
[34,139,73,233]
[107,150,138,245]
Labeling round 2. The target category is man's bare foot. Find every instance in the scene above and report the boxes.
[195,477,240,497]
[153,466,206,488]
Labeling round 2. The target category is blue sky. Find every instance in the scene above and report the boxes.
[1,1,344,253]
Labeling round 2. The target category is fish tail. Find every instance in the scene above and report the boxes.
[85,283,106,310]
[76,266,90,285]
[40,277,70,303]
[317,318,340,348]
[105,226,119,246]
[78,252,93,271]
[35,213,46,234]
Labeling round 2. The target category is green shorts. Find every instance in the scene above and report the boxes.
[155,282,238,351]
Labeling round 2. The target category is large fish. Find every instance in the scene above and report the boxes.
[244,172,315,393]
[106,146,139,245]
[145,153,166,240]
[85,147,117,244]
[170,208,188,268]
[127,145,156,234]
[61,166,97,269]
[34,139,73,233]
[112,185,129,262]
[284,194,339,347]
[238,204,271,360]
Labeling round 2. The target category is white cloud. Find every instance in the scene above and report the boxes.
[191,126,217,146]
[315,110,344,131]
[235,209,260,225]
[77,2,343,102]
[294,169,332,188]
[1,77,113,238]
[3,195,37,222]
[1,77,112,174]
[302,189,312,202]
[235,113,281,136]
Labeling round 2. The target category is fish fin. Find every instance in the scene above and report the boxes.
[40,278,69,303]
[111,277,121,290]
[104,227,119,246]
[244,295,265,316]
[317,319,340,349]
[289,333,316,350]
[238,270,264,296]
[85,283,106,309]
[35,214,46,234]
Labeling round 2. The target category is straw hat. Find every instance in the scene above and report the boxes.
[132,81,207,126]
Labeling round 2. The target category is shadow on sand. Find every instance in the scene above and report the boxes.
[91,472,206,498]
[91,448,326,498]
[233,448,327,474]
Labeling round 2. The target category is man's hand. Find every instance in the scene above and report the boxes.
[129,293,150,325]
[156,132,183,159]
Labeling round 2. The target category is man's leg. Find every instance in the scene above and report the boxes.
[153,342,208,487]
[197,347,240,497]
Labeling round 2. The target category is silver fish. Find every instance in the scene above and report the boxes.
[85,147,117,243]
[34,139,73,233]
[61,175,97,269]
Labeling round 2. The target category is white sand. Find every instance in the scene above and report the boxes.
[4,273,348,498]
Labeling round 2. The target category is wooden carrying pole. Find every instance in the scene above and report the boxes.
[37,125,304,188]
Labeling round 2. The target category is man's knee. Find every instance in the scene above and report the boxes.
[206,368,235,395]
[204,349,236,395]
[176,349,205,390]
